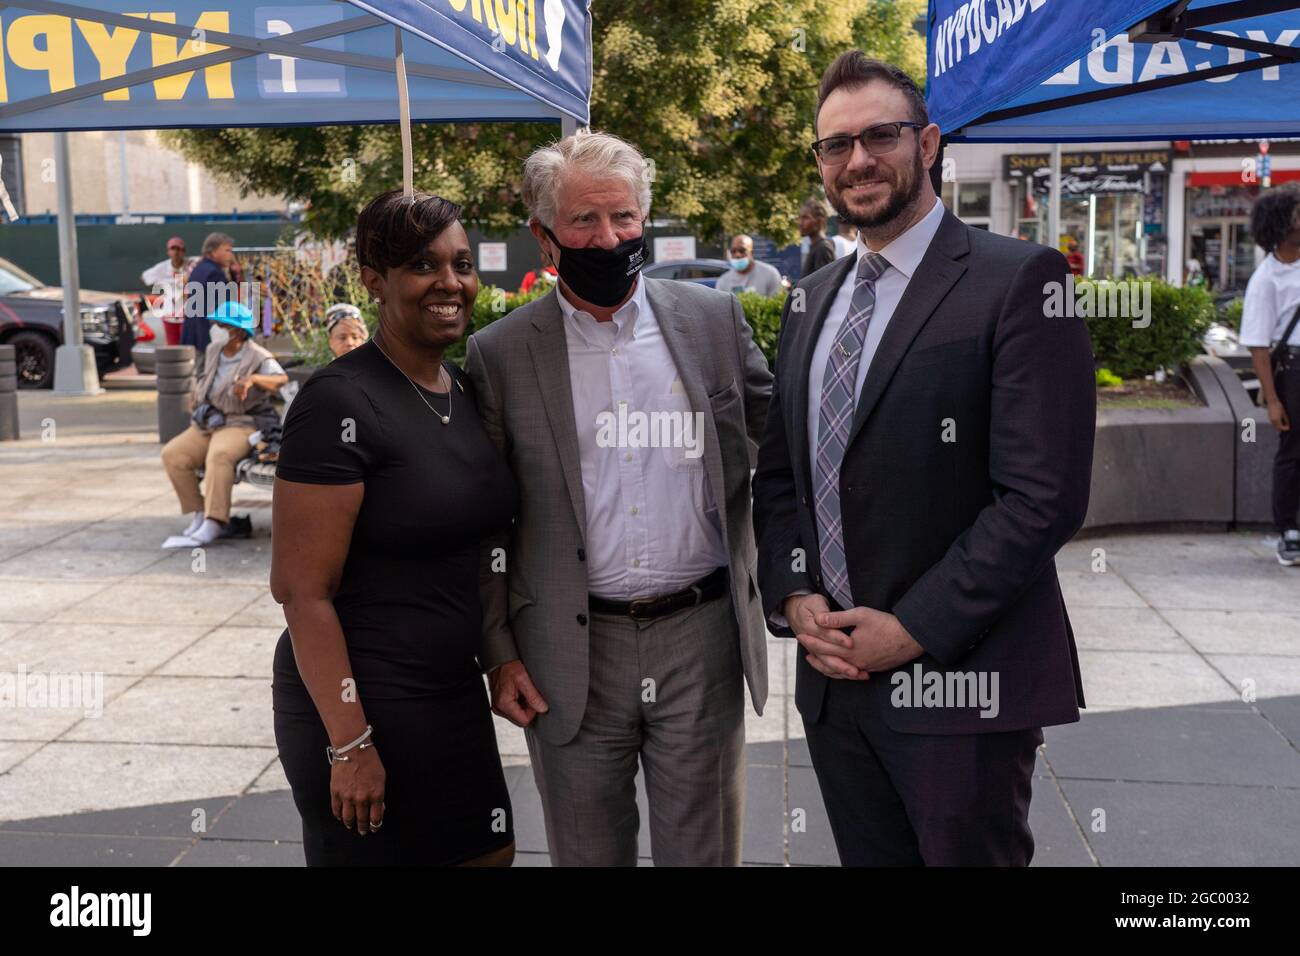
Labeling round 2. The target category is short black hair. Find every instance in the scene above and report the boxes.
[355,189,463,274]
[816,51,928,136]
[1251,183,1300,254]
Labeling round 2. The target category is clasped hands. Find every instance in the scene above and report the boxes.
[783,593,924,679]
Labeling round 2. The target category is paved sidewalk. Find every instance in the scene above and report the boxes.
[1,393,1298,866]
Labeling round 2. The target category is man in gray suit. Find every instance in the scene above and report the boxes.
[465,129,772,866]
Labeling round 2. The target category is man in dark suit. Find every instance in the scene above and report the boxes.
[752,51,1096,866]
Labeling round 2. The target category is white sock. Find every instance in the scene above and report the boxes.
[190,518,225,545]
[183,511,204,537]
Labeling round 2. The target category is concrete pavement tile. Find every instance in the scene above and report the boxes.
[51,581,265,626]
[64,676,275,747]
[0,795,231,838]
[224,590,287,628]
[0,547,164,581]
[139,545,273,586]
[1207,654,1300,700]
[1069,606,1188,652]
[787,765,838,866]
[248,757,291,794]
[0,623,209,675]
[177,838,305,866]
[1028,779,1095,867]
[1163,610,1300,656]
[1123,571,1300,612]
[0,621,34,642]
[1094,534,1265,578]
[505,766,547,855]
[0,741,272,822]
[56,516,210,553]
[1255,695,1300,750]
[0,674,134,741]
[1077,650,1238,710]
[0,832,189,866]
[0,579,106,622]
[1043,703,1300,787]
[0,740,44,774]
[765,637,787,696]
[511,850,552,866]
[745,693,786,744]
[492,712,529,760]
[206,791,302,843]
[157,626,279,678]
[1057,570,1148,608]
[1055,777,1300,866]
[742,763,786,865]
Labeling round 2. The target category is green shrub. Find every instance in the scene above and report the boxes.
[1095,367,1123,388]
[736,289,787,367]
[1219,296,1244,332]
[1080,278,1214,380]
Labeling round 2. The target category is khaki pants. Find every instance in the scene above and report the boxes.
[160,424,255,522]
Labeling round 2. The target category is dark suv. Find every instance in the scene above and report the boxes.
[0,256,140,388]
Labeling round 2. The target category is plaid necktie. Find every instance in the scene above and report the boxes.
[813,252,888,610]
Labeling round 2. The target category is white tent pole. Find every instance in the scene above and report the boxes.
[1048,142,1061,255]
[52,131,99,395]
[394,27,414,198]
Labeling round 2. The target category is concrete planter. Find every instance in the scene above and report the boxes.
[1082,355,1273,531]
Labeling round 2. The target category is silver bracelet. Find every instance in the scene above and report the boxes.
[326,725,373,765]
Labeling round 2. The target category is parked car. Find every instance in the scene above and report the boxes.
[641,258,729,288]
[0,256,142,388]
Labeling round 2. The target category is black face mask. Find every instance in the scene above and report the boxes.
[542,224,647,307]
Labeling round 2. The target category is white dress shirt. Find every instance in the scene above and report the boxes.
[806,197,946,484]
[558,277,728,600]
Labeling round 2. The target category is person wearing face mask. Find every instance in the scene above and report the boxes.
[465,129,773,867]
[270,190,519,866]
[159,301,287,549]
[715,234,783,297]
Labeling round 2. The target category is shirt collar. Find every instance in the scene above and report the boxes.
[856,195,945,281]
[556,274,647,342]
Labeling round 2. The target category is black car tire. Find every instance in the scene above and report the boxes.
[9,330,56,389]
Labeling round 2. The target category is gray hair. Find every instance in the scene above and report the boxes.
[522,129,652,229]
[202,232,235,256]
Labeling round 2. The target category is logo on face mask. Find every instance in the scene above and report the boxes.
[543,224,648,308]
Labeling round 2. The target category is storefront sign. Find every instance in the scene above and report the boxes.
[1005,149,1170,195]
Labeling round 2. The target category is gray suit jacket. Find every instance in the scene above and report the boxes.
[466,277,774,746]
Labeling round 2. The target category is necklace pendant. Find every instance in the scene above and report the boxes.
[440,415,450,425]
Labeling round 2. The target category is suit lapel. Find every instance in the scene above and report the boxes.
[526,292,587,546]
[791,254,857,494]
[644,278,731,550]
[845,212,969,448]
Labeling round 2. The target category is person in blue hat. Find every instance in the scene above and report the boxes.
[159,300,288,549]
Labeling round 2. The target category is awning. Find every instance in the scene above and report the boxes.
[927,0,1300,142]
[0,0,592,131]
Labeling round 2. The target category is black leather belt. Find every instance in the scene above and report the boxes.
[589,567,728,621]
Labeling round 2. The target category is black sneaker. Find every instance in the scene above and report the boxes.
[1278,530,1300,567]
[224,515,253,539]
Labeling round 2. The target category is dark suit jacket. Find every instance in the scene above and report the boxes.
[752,209,1095,734]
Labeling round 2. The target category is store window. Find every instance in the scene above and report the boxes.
[1184,184,1259,294]
[942,181,992,229]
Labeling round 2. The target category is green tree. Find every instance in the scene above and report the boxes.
[162,0,925,244]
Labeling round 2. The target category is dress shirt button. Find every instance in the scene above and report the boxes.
[632,559,641,568]
[577,613,588,626]
[630,506,639,515]
[625,452,633,462]
[577,548,586,561]
[611,347,618,355]
[801,495,808,506]
[845,485,854,493]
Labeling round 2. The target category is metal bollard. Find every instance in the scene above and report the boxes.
[0,344,18,441]
[155,345,195,445]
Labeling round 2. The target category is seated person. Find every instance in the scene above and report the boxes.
[160,301,288,549]
[325,303,369,358]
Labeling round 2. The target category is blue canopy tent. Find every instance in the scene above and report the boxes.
[0,0,591,391]
[924,0,1300,285]
[927,0,1300,141]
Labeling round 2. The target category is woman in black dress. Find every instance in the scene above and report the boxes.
[271,190,517,866]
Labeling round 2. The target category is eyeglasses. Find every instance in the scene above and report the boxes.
[811,122,924,165]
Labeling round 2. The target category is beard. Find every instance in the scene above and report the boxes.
[827,148,925,230]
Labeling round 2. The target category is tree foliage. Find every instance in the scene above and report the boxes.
[162,1,925,244]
